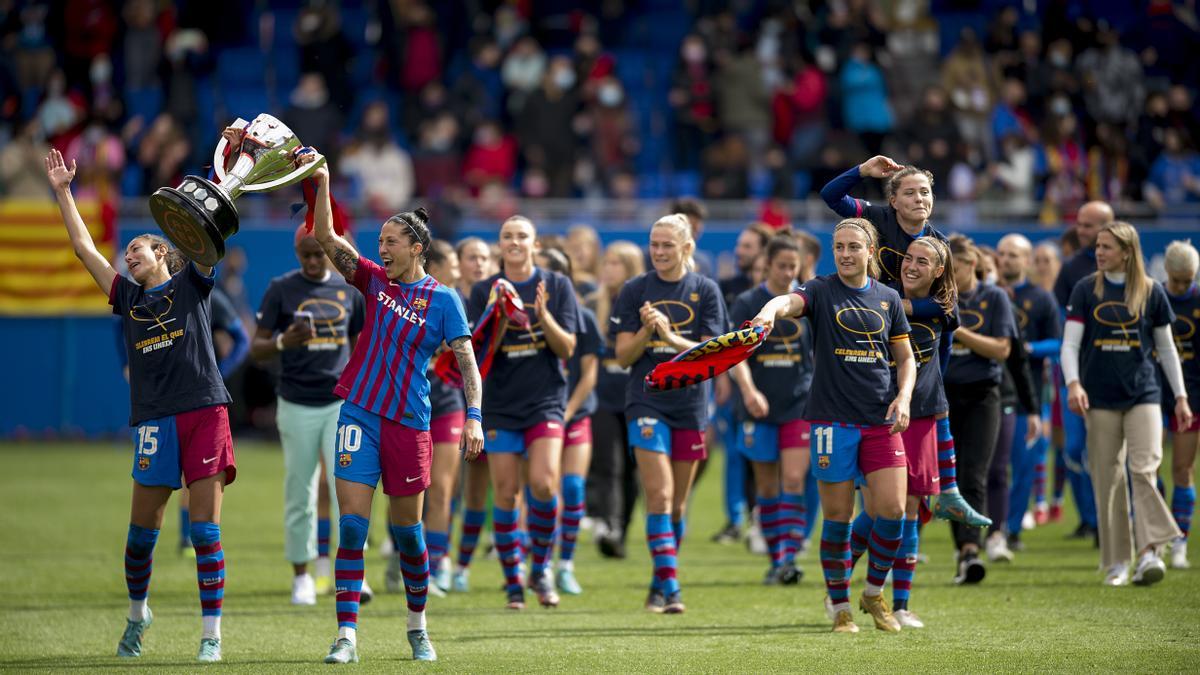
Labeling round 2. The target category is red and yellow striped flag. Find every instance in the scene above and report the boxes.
[0,199,115,316]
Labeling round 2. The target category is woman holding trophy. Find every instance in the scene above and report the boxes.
[292,147,485,664]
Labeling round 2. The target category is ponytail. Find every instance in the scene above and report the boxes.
[133,233,188,276]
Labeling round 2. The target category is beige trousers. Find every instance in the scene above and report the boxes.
[1085,404,1182,569]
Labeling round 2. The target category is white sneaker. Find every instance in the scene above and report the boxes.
[746,509,768,556]
[360,578,375,604]
[291,573,317,605]
[1021,510,1036,531]
[985,532,1014,563]
[1132,552,1166,586]
[1170,538,1190,569]
[1103,563,1129,586]
[894,609,925,628]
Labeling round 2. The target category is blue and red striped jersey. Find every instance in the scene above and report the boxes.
[334,257,471,430]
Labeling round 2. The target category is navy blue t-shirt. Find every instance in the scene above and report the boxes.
[468,267,580,429]
[729,284,814,424]
[945,283,1018,386]
[1054,249,1096,311]
[1010,281,1060,398]
[566,306,603,425]
[110,263,231,425]
[1067,275,1175,410]
[898,305,959,418]
[795,275,911,426]
[427,288,469,416]
[1160,284,1200,409]
[258,270,365,406]
[612,270,726,430]
[595,312,631,413]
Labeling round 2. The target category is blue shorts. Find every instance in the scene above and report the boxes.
[627,417,707,461]
[132,405,235,489]
[334,401,432,497]
[483,421,565,456]
[809,422,904,483]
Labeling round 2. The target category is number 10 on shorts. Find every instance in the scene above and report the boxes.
[337,424,362,468]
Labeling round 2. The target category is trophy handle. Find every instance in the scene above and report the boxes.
[212,118,250,184]
[238,154,327,193]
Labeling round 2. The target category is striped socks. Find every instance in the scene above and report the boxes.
[391,522,429,631]
[457,509,486,569]
[864,517,904,597]
[125,524,158,621]
[425,528,449,577]
[646,513,680,595]
[759,496,783,568]
[527,495,558,579]
[1173,486,1195,540]
[559,474,585,566]
[820,520,852,612]
[317,517,331,558]
[891,518,919,611]
[779,492,805,565]
[936,417,958,492]
[492,507,524,594]
[672,517,686,552]
[190,522,224,640]
[334,514,369,642]
[849,511,874,570]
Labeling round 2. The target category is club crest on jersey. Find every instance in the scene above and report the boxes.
[980,300,989,309]
[880,300,889,310]
[337,290,347,301]
[338,452,352,468]
[412,298,429,310]
[689,292,700,302]
[487,430,498,440]
[640,425,654,439]
[138,456,150,470]
[818,455,830,469]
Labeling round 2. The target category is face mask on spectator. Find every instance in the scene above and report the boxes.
[598,84,623,107]
[553,69,576,90]
[684,43,706,64]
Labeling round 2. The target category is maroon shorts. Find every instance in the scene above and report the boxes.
[565,417,592,447]
[431,410,465,445]
[379,422,433,497]
[857,424,907,476]
[780,419,811,451]
[1169,411,1200,433]
[901,417,940,496]
[131,404,236,490]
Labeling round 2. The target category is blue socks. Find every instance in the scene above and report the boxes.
[646,513,679,595]
[392,522,429,616]
[190,521,224,639]
[125,524,158,620]
[559,474,585,564]
[335,514,369,631]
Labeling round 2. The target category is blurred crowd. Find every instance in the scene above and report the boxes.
[1,1,1199,223]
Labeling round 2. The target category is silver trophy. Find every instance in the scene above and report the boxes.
[149,114,327,266]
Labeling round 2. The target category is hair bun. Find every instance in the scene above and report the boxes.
[413,206,429,224]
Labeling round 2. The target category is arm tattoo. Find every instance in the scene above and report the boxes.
[450,336,482,407]
[331,245,359,280]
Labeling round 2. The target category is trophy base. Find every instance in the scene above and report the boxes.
[149,176,239,267]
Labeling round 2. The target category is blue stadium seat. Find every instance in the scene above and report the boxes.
[123,88,163,123]
[218,48,268,88]
[671,170,701,197]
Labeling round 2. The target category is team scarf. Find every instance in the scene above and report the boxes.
[435,278,530,387]
[644,323,771,391]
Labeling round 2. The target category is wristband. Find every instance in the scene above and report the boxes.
[466,406,482,422]
[276,334,285,352]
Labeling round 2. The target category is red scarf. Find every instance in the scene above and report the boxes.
[645,324,770,391]
[435,279,530,387]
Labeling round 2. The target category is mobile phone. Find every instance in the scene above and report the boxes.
[294,310,315,333]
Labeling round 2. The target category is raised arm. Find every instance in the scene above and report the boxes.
[45,149,116,293]
[750,292,806,333]
[449,336,485,460]
[295,149,359,280]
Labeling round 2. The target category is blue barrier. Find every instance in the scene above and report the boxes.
[1,216,1195,438]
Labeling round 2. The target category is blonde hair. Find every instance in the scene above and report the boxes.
[833,217,881,279]
[1164,239,1199,277]
[593,240,645,328]
[652,213,696,273]
[1092,221,1152,315]
[566,224,602,284]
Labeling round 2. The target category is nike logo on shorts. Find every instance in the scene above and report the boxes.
[406,476,421,483]
[202,456,218,464]
[691,443,705,451]
[894,450,904,456]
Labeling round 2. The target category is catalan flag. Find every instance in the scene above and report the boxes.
[0,198,115,316]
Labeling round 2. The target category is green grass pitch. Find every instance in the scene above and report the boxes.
[1,441,1198,672]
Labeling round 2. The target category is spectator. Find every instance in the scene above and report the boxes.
[340,101,414,216]
[573,33,615,103]
[1076,23,1144,128]
[669,34,718,170]
[501,36,547,117]
[66,116,126,199]
[713,40,771,173]
[0,118,50,199]
[941,28,995,160]
[588,77,638,187]
[1035,111,1087,224]
[516,56,580,198]
[284,73,344,165]
[1145,128,1200,209]
[36,69,84,148]
[991,78,1036,154]
[702,134,749,199]
[396,2,442,97]
[405,81,452,137]
[451,37,504,134]
[294,2,354,110]
[135,113,190,195]
[1167,85,1200,143]
[839,42,893,156]
[412,112,462,200]
[988,133,1037,213]
[899,86,961,194]
[1085,122,1131,203]
[462,120,517,193]
[118,0,163,95]
[11,2,55,96]
[773,50,827,169]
